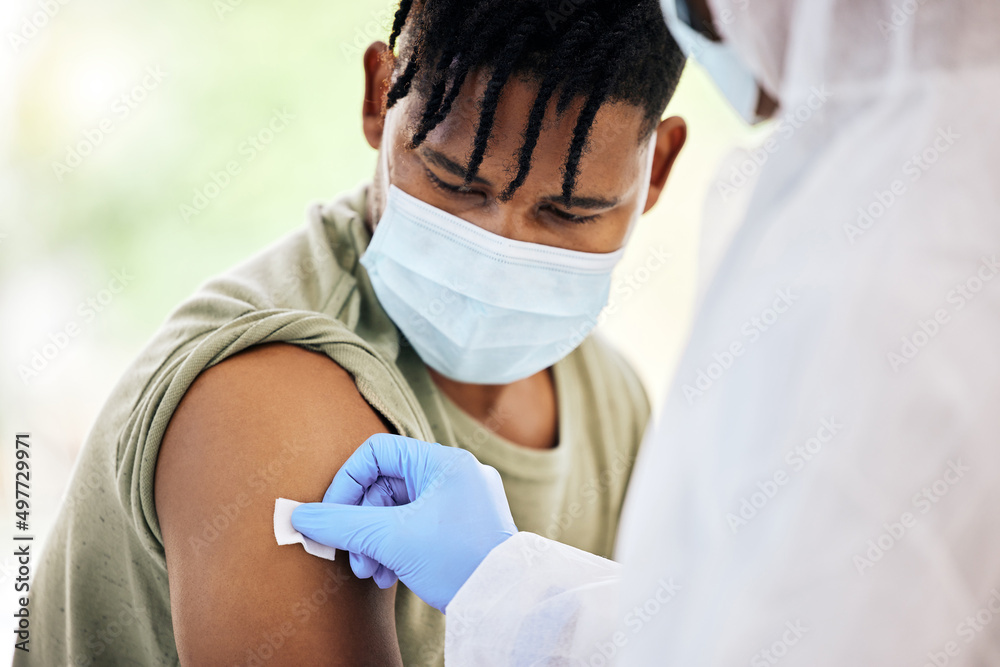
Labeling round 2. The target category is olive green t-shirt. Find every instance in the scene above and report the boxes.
[17,182,651,667]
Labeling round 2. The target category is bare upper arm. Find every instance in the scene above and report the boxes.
[155,342,402,666]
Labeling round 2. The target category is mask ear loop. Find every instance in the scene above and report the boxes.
[619,130,660,247]
[374,106,403,229]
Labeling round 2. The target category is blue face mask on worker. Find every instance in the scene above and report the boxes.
[660,0,761,123]
[360,185,627,385]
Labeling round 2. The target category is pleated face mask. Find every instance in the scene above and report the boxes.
[360,184,630,385]
[660,0,761,123]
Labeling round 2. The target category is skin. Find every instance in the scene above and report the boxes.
[156,36,686,666]
[362,42,686,447]
[156,344,401,666]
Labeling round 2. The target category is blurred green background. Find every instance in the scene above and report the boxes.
[0,0,756,655]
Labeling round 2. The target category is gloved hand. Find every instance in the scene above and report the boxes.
[291,433,518,613]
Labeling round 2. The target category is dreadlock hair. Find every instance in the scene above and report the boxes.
[384,0,686,203]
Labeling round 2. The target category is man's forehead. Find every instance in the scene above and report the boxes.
[387,70,652,205]
[396,76,649,155]
[415,140,627,209]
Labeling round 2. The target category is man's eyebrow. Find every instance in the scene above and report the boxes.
[541,194,620,210]
[419,147,493,186]
[420,145,619,208]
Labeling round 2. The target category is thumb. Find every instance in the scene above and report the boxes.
[291,503,396,565]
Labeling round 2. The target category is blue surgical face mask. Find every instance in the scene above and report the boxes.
[360,185,629,384]
[661,0,761,123]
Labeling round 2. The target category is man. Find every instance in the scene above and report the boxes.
[19,1,689,665]
[292,0,1000,665]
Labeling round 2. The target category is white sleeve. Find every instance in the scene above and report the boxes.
[444,532,622,666]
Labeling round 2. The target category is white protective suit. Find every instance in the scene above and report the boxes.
[445,0,1000,665]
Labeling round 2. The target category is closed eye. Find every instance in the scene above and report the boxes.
[422,166,483,198]
[541,205,600,224]
[424,163,601,223]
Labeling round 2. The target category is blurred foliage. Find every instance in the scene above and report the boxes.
[3,0,755,349]
[7,0,401,335]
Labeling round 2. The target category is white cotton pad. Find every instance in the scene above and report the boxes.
[273,498,337,561]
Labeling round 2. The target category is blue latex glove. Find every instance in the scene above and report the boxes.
[291,433,518,613]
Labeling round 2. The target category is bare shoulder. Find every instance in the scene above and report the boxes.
[155,342,401,666]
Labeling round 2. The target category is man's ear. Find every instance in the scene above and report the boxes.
[363,42,394,149]
[642,115,687,213]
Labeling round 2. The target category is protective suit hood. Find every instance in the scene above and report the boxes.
[444,3,1000,664]
[708,0,1000,109]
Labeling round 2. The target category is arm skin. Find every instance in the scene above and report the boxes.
[155,342,404,666]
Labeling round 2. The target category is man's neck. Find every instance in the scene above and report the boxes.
[427,366,559,450]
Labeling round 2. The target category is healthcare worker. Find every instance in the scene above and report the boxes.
[293,0,1000,664]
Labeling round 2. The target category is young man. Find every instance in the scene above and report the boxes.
[20,0,687,664]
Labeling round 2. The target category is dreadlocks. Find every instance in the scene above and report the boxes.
[384,0,686,203]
